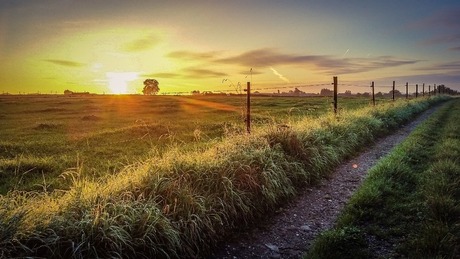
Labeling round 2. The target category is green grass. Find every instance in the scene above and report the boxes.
[0,94,382,194]
[307,98,460,259]
[0,94,450,258]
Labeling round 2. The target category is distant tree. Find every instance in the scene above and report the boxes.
[344,90,352,96]
[293,87,304,95]
[191,90,201,95]
[389,89,402,96]
[64,89,73,95]
[142,79,160,95]
[320,88,333,96]
[376,92,383,97]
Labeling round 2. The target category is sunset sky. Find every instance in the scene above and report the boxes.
[1,0,460,94]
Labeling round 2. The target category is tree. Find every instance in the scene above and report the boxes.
[142,79,159,95]
[320,88,333,96]
[389,89,402,96]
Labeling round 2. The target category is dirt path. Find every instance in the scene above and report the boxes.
[210,106,440,259]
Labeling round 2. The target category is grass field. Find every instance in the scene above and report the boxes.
[307,98,459,258]
[0,94,451,258]
[0,94,383,194]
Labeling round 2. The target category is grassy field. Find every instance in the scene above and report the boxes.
[0,94,449,258]
[307,98,459,258]
[0,94,382,194]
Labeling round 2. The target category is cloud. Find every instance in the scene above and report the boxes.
[424,33,460,45]
[121,34,160,52]
[143,68,228,79]
[183,68,228,78]
[240,69,264,76]
[216,48,419,75]
[416,61,460,71]
[449,46,460,51]
[334,57,419,74]
[167,50,220,60]
[44,59,85,67]
[216,48,324,67]
[142,72,182,79]
[270,67,290,83]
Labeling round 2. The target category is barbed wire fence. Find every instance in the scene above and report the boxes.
[159,76,457,134]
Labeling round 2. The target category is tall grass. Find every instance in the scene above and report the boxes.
[0,97,449,258]
[307,98,459,258]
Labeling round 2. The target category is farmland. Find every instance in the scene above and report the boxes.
[0,94,380,194]
[0,94,452,258]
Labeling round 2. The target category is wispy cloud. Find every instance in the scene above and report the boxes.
[216,48,324,67]
[183,68,227,78]
[416,61,460,71]
[424,33,460,45]
[167,50,221,61]
[44,59,85,67]
[270,67,290,83]
[240,69,263,76]
[121,34,160,52]
[449,46,460,51]
[216,48,419,75]
[142,72,182,79]
[143,68,227,79]
[164,48,419,77]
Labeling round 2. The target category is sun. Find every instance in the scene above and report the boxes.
[106,72,139,94]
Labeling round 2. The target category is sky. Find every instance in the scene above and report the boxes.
[1,0,460,94]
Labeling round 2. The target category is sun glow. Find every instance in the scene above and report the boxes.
[106,72,139,94]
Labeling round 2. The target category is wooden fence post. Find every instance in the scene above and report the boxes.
[245,82,251,134]
[416,84,418,98]
[422,83,425,97]
[392,81,395,101]
[333,76,338,114]
[406,82,409,99]
[429,85,431,97]
[371,81,375,106]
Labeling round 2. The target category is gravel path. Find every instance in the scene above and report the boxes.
[210,106,440,259]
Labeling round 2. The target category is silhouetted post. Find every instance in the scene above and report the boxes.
[429,85,431,97]
[406,82,409,99]
[392,81,395,101]
[438,84,441,94]
[422,83,425,96]
[415,84,418,98]
[371,81,375,106]
[434,84,437,95]
[333,76,338,114]
[245,82,251,134]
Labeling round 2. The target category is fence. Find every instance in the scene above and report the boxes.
[241,77,457,133]
[160,76,458,134]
